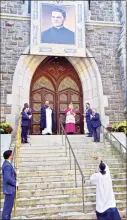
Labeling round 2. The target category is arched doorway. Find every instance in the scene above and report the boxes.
[8,46,109,134]
[30,57,83,134]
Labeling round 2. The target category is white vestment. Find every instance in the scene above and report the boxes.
[42,108,52,134]
[90,164,116,213]
[66,110,75,124]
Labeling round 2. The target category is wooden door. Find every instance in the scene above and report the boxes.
[30,56,83,134]
[57,76,83,134]
[31,76,56,134]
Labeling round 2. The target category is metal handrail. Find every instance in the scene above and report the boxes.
[102,125,126,150]
[102,124,126,168]
[12,109,21,216]
[60,120,85,213]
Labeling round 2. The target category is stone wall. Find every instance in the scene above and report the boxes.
[1,0,23,15]
[1,17,30,121]
[86,26,125,123]
[0,0,125,124]
[90,1,114,21]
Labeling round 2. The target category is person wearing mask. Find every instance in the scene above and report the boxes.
[83,103,93,137]
[40,100,55,135]
[65,103,76,134]
[2,150,18,220]
[21,107,32,143]
[90,108,101,142]
[90,157,121,220]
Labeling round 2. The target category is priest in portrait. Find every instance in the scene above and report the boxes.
[40,101,55,135]
[41,8,75,45]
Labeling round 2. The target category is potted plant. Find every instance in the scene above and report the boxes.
[112,121,127,136]
[106,125,113,132]
[0,122,13,167]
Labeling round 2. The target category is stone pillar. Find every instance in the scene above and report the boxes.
[118,1,126,114]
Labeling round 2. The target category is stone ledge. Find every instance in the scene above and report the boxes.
[105,132,126,160]
[0,12,122,28]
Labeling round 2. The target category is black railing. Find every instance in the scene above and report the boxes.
[60,120,85,212]
[102,125,126,168]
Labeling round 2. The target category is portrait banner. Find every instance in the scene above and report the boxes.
[30,1,86,57]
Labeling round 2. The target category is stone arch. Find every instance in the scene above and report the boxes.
[6,46,109,132]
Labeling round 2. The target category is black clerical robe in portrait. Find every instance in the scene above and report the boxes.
[41,27,75,45]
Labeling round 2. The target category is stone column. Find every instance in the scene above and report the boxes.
[118,1,126,115]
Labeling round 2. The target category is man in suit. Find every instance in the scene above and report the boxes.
[23,103,32,135]
[90,108,101,142]
[21,107,32,143]
[84,103,93,137]
[23,103,32,116]
[41,8,75,45]
[2,150,18,220]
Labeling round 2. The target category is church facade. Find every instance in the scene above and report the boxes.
[1,1,126,134]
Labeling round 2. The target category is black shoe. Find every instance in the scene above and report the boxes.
[87,135,92,137]
[25,140,29,143]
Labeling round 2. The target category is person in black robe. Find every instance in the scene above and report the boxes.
[41,8,75,45]
[40,101,55,135]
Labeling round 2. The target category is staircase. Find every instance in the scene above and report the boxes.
[1,135,127,219]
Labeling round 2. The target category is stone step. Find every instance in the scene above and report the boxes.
[18,156,122,163]
[12,140,110,146]
[18,153,121,160]
[27,134,108,140]
[15,167,127,177]
[18,159,123,166]
[1,185,126,200]
[18,152,120,158]
[21,135,105,141]
[18,140,111,146]
[8,179,127,191]
[18,163,126,171]
[18,142,111,148]
[1,172,126,184]
[1,192,126,207]
[16,154,122,160]
[9,200,126,216]
[3,134,126,220]
[19,147,112,153]
[12,209,127,220]
[16,173,127,183]
[19,148,118,154]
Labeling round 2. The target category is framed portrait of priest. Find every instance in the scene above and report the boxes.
[30,1,86,57]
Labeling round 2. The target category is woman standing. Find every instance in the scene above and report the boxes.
[90,157,121,220]
[65,103,76,134]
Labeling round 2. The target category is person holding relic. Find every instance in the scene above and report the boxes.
[65,103,76,134]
